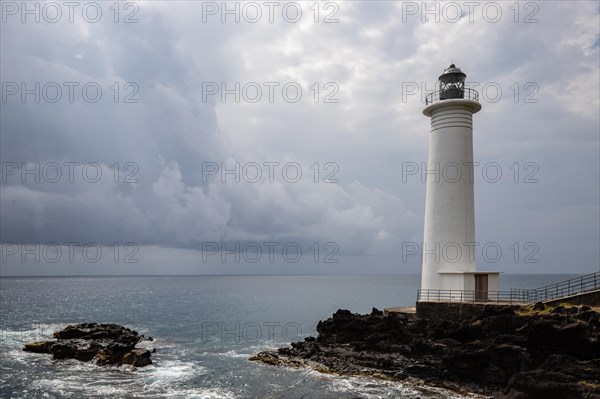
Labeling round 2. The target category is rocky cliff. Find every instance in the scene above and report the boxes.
[251,304,600,398]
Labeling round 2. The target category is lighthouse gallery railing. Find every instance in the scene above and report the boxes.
[425,87,479,105]
[417,271,600,304]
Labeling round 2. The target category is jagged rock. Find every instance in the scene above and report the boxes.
[503,355,600,399]
[551,305,566,314]
[524,320,593,361]
[23,323,154,367]
[121,348,152,367]
[503,370,581,399]
[23,341,53,353]
[251,306,600,397]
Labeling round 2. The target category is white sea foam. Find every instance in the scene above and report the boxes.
[137,359,241,399]
[33,376,134,397]
[27,358,236,399]
[149,387,238,399]
[305,369,492,399]
[219,350,251,358]
[144,359,207,384]
[0,323,66,346]
[0,324,66,367]
[201,344,280,360]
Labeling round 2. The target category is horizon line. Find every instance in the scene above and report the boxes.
[0,272,590,278]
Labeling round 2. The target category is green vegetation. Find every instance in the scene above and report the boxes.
[517,303,600,315]
[517,303,568,316]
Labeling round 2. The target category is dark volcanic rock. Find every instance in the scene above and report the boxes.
[251,305,600,398]
[23,323,154,367]
[23,340,54,353]
[504,355,600,399]
[524,319,593,361]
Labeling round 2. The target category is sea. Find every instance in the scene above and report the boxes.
[0,274,578,399]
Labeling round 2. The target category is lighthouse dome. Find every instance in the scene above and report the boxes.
[438,64,467,84]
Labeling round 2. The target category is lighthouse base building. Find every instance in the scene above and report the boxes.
[419,65,499,302]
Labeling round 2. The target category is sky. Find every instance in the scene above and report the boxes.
[0,0,599,276]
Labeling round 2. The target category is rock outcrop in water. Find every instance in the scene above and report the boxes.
[23,323,154,367]
[250,305,600,398]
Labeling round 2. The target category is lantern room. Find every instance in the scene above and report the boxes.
[438,63,466,100]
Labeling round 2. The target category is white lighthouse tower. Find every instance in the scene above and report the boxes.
[420,64,499,301]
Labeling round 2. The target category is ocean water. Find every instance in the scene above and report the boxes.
[0,274,577,399]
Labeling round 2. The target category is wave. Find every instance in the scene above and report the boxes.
[304,367,491,399]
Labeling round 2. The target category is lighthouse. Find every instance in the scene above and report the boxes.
[420,64,499,301]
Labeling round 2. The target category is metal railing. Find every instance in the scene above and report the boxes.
[526,271,600,303]
[417,289,533,304]
[417,271,600,304]
[425,87,479,105]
